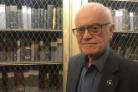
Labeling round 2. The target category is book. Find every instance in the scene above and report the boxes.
[113,9,129,32]
[37,8,41,29]
[40,8,44,29]
[7,72,15,92]
[133,14,138,31]
[17,9,22,29]
[0,73,2,92]
[38,69,50,91]
[43,9,47,29]
[6,39,17,62]
[31,8,39,29]
[20,40,26,62]
[47,5,54,30]
[24,71,30,92]
[8,5,18,29]
[31,41,40,62]
[0,41,6,62]
[26,70,39,92]
[124,47,131,58]
[133,46,138,60]
[22,6,28,29]
[129,12,134,31]
[1,72,8,92]
[17,40,21,62]
[116,46,122,55]
[25,40,31,61]
[52,7,56,30]
[56,7,62,30]
[31,8,35,29]
[27,7,32,29]
[50,41,57,61]
[0,4,6,29]
[14,72,25,92]
[39,40,49,61]
[55,38,63,62]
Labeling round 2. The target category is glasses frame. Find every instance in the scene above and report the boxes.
[72,22,111,36]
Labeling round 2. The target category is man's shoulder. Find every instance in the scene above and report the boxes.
[69,54,84,61]
[111,52,138,66]
[69,53,86,66]
[111,52,138,73]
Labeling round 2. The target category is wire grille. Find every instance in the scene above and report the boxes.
[88,0,138,61]
[0,0,63,92]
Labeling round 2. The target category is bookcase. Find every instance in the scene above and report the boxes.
[87,0,138,61]
[0,0,63,92]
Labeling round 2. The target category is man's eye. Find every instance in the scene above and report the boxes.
[77,27,85,32]
[90,26,99,30]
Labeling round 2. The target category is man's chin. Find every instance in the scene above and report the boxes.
[83,51,96,56]
[82,50,105,59]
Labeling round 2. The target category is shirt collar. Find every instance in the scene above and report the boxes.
[85,46,110,72]
[95,46,110,72]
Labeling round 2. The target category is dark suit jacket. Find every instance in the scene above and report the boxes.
[66,50,138,92]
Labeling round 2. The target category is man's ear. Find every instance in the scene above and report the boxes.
[109,24,115,39]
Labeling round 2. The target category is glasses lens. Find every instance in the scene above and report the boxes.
[76,27,85,35]
[73,23,110,36]
[87,24,101,34]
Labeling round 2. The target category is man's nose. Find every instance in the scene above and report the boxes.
[83,29,91,39]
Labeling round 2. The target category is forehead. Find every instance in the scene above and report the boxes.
[75,6,110,27]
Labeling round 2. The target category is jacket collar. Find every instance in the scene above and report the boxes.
[72,54,86,92]
[73,50,120,92]
[98,50,120,92]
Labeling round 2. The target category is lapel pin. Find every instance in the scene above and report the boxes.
[106,80,113,87]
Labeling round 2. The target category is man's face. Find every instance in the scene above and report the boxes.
[75,9,114,56]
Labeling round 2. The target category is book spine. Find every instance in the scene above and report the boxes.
[39,41,49,61]
[9,5,18,29]
[6,5,10,29]
[37,8,41,29]
[27,7,32,29]
[31,41,40,62]
[31,8,35,29]
[40,9,44,29]
[50,41,57,62]
[2,72,8,92]
[25,41,31,61]
[0,4,6,29]
[56,38,63,62]
[7,72,15,92]
[22,6,28,30]
[52,7,56,30]
[14,72,25,92]
[17,9,22,29]
[47,5,54,30]
[43,9,47,29]
[20,40,25,62]
[56,7,62,30]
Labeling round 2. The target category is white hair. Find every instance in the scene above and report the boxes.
[78,2,113,23]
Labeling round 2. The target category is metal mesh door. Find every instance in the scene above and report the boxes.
[0,0,63,92]
[88,0,138,61]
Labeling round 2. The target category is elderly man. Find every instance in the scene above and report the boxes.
[66,2,138,92]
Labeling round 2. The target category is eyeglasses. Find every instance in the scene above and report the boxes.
[72,23,111,36]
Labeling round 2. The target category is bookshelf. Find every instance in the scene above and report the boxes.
[87,0,138,61]
[0,0,63,92]
[111,32,138,60]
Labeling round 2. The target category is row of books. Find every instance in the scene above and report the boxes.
[0,4,62,30]
[113,9,138,32]
[113,46,138,60]
[0,38,63,62]
[0,69,62,92]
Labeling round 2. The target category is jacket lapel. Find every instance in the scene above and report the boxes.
[72,54,86,92]
[98,51,120,92]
